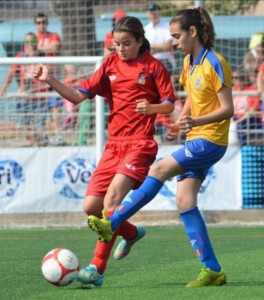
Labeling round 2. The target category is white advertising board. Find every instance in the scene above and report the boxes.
[0,145,242,213]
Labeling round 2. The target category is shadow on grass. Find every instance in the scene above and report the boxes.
[226,281,264,287]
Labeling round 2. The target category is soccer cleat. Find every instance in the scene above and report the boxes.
[88,210,114,242]
[113,226,146,260]
[77,264,104,287]
[186,267,227,288]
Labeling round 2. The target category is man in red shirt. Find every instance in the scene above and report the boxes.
[34,12,63,144]
[34,12,61,56]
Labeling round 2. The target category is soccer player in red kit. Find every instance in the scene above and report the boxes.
[33,16,176,286]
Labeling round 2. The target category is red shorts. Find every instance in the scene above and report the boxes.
[86,136,158,197]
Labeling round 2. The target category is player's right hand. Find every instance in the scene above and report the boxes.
[33,64,48,81]
[166,122,180,139]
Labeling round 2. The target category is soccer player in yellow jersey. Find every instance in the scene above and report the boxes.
[88,7,234,287]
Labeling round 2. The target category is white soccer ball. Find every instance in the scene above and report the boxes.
[41,248,80,286]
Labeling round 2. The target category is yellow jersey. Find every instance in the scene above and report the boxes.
[180,47,232,146]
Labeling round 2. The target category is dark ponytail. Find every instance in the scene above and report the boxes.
[170,7,215,48]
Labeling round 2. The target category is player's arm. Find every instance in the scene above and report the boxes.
[33,64,87,105]
[38,40,61,54]
[192,86,234,126]
[166,96,191,137]
[135,99,174,115]
[151,40,172,53]
[178,86,234,134]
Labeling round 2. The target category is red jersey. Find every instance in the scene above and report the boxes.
[77,51,176,138]
[36,31,61,56]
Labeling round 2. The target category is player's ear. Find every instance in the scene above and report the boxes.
[189,26,197,38]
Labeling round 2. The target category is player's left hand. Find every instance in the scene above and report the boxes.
[135,99,153,115]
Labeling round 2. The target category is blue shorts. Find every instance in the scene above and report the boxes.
[15,100,48,129]
[48,96,63,108]
[171,138,227,182]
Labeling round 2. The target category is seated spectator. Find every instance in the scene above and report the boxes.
[232,67,262,145]
[103,9,126,59]
[61,65,79,131]
[243,32,264,78]
[0,32,50,146]
[256,60,264,124]
[103,32,116,59]
[60,65,89,131]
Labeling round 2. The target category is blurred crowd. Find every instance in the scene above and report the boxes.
[0,4,263,147]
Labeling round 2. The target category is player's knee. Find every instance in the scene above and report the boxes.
[149,163,165,180]
[83,197,103,217]
[176,193,196,212]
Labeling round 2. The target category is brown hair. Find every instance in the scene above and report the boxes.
[113,16,150,54]
[34,12,48,23]
[170,7,215,48]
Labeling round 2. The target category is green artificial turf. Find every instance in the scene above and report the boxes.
[0,226,263,300]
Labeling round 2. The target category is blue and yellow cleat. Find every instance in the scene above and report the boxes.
[77,264,104,287]
[114,226,146,260]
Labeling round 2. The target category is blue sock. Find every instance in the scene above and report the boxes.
[180,207,221,272]
[109,176,163,231]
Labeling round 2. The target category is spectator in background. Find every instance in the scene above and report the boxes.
[257,61,264,95]
[34,12,61,56]
[144,3,176,141]
[232,67,262,145]
[144,3,175,75]
[243,32,264,80]
[34,12,63,144]
[103,9,127,59]
[155,76,186,143]
[256,60,264,124]
[0,32,49,146]
[61,65,79,131]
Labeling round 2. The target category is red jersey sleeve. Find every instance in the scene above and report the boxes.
[77,59,111,99]
[152,60,175,104]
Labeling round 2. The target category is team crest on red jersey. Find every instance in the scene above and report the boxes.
[138,73,146,85]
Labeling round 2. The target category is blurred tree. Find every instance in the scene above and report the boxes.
[204,0,259,15]
[49,0,95,56]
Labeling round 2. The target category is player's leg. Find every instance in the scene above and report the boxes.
[78,174,139,286]
[177,178,226,287]
[102,174,147,260]
[77,145,117,286]
[77,195,105,286]
[88,155,184,240]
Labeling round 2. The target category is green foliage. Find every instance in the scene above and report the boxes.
[129,0,259,17]
[204,0,259,15]
[1,226,264,300]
